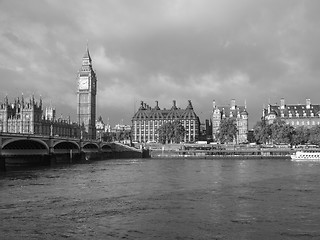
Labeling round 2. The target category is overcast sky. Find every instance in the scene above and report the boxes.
[1,0,320,128]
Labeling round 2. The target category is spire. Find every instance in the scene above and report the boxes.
[39,95,42,107]
[83,41,92,61]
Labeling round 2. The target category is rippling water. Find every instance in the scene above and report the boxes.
[1,158,320,240]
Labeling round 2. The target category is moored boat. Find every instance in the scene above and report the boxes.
[291,149,320,161]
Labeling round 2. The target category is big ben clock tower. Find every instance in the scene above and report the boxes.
[77,46,97,139]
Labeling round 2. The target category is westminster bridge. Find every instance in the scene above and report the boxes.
[0,133,145,171]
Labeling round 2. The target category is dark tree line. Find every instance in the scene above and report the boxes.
[253,119,320,146]
[215,118,320,146]
[102,131,131,143]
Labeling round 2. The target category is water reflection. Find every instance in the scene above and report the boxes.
[1,158,320,239]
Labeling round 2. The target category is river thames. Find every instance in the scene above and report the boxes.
[1,158,320,240]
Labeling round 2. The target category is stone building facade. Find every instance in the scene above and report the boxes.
[263,98,320,128]
[132,100,200,143]
[212,99,248,143]
[0,95,80,137]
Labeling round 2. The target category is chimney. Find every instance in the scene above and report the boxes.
[280,98,285,109]
[306,99,311,109]
[231,99,236,110]
[155,100,160,110]
[172,100,177,109]
[213,100,216,109]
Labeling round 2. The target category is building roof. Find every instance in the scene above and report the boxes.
[132,100,199,121]
[214,105,247,118]
[266,104,320,118]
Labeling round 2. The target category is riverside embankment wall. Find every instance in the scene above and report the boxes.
[145,143,293,159]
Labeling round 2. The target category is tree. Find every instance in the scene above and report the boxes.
[216,118,237,144]
[102,132,116,142]
[172,121,185,143]
[253,120,271,144]
[292,126,310,146]
[157,121,185,144]
[309,126,320,145]
[253,119,296,145]
[270,119,294,144]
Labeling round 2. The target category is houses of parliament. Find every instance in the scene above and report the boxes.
[0,47,97,139]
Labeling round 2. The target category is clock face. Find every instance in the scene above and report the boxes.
[79,77,89,90]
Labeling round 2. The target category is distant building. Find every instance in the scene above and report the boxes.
[263,98,320,128]
[111,124,131,133]
[198,119,212,142]
[95,116,105,140]
[212,99,248,143]
[0,95,80,137]
[132,100,200,143]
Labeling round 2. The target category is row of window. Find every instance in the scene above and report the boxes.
[135,136,195,142]
[289,121,320,126]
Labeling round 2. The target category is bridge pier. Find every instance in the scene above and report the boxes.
[0,156,6,172]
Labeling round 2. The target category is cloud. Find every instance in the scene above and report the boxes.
[1,0,320,128]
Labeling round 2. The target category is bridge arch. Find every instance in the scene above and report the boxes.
[1,138,49,155]
[101,144,112,151]
[53,141,80,150]
[53,140,80,154]
[2,138,49,151]
[83,142,99,150]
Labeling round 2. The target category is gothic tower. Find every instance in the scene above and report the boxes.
[77,46,97,139]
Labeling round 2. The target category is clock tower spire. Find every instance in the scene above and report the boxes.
[77,45,97,139]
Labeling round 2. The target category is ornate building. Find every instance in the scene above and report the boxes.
[212,99,248,143]
[132,100,200,143]
[263,98,320,128]
[0,95,79,137]
[77,46,97,139]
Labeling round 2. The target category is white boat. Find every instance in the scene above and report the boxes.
[291,149,320,161]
